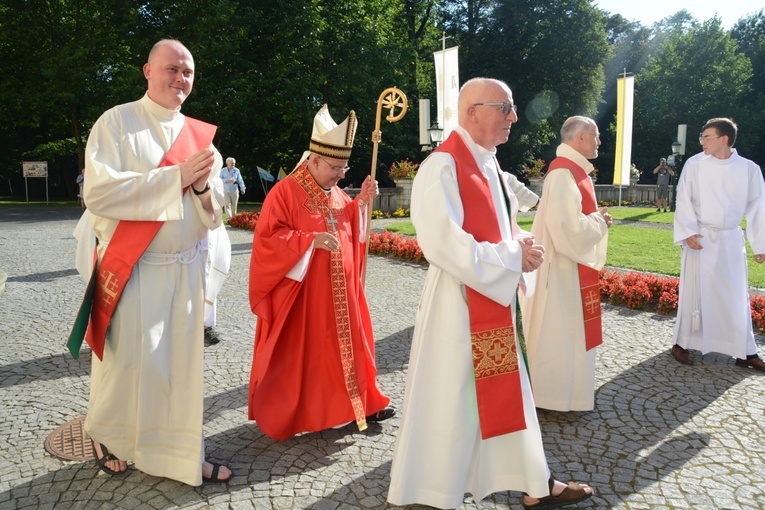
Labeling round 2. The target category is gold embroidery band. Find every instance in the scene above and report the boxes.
[472,326,519,379]
[467,288,526,439]
[294,163,367,431]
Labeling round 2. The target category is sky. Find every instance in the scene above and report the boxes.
[594,0,763,29]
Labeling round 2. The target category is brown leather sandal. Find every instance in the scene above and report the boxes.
[522,477,593,509]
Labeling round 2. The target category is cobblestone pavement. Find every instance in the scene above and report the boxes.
[1,205,764,510]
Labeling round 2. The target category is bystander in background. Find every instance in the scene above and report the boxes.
[652,158,674,212]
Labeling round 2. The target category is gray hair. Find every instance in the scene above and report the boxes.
[560,116,596,142]
[226,157,236,165]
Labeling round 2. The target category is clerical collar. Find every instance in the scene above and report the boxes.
[140,93,181,122]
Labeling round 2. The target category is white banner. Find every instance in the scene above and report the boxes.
[434,46,459,139]
[419,99,431,146]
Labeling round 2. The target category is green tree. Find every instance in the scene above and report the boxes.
[455,0,609,174]
[732,10,765,166]
[633,19,753,174]
[0,0,144,198]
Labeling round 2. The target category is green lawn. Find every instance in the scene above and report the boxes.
[386,207,765,287]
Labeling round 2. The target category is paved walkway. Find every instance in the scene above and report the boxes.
[0,206,764,509]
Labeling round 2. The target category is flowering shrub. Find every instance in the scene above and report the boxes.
[392,208,409,218]
[369,231,425,264]
[599,269,764,330]
[630,164,641,178]
[228,211,260,230]
[601,270,670,312]
[389,159,419,180]
[750,295,765,332]
[658,287,679,316]
[523,158,546,179]
[371,209,385,219]
[227,219,765,330]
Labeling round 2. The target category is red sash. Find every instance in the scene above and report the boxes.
[436,133,526,439]
[70,116,216,360]
[547,156,603,351]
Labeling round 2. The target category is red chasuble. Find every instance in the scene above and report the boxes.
[547,157,603,351]
[67,117,217,360]
[247,162,389,440]
[436,133,527,438]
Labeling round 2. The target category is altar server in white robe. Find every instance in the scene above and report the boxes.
[387,77,593,509]
[671,117,765,371]
[79,39,232,485]
[520,116,611,412]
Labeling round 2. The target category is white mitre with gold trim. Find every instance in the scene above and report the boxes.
[309,104,358,160]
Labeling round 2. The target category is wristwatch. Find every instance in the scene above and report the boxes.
[192,183,210,195]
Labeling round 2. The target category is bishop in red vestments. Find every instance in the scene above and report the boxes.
[248,105,393,440]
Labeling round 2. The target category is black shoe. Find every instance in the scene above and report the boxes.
[657,208,661,212]
[367,406,396,422]
[204,327,222,344]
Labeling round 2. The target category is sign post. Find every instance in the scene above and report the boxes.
[22,162,49,205]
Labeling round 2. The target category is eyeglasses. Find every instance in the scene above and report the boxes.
[317,155,350,173]
[473,102,518,116]
[699,134,721,142]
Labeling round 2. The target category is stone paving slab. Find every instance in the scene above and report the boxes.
[0,206,764,509]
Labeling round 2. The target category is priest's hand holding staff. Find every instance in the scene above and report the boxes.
[358,175,379,206]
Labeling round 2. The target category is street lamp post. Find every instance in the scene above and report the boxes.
[670,139,682,212]
[428,122,444,148]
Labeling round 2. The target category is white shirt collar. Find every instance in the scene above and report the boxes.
[556,143,594,173]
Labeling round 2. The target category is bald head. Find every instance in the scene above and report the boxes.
[458,78,518,150]
[147,39,192,64]
[143,39,195,111]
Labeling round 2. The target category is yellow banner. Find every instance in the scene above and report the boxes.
[613,76,634,186]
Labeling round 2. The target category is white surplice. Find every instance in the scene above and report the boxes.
[202,224,232,328]
[519,144,608,412]
[673,149,765,359]
[79,93,223,486]
[387,128,550,509]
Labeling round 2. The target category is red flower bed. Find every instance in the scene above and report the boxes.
[229,218,765,331]
[369,230,425,264]
[227,211,260,230]
[600,269,678,314]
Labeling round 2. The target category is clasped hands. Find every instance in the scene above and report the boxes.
[599,207,613,228]
[519,236,544,273]
[180,149,215,192]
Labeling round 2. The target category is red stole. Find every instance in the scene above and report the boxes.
[436,133,526,439]
[68,117,217,360]
[547,156,603,351]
